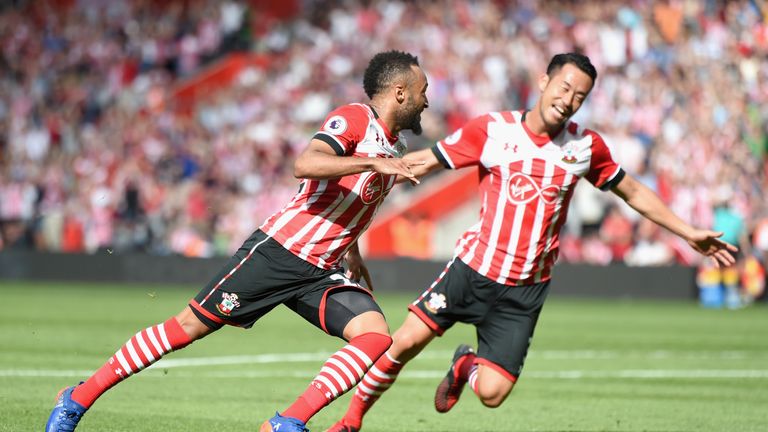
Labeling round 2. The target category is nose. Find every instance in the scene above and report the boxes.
[562,90,575,107]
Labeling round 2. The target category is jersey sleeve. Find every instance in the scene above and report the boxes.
[312,105,369,156]
[584,130,624,191]
[431,114,492,169]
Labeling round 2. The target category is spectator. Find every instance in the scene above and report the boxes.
[624,219,675,266]
[0,0,765,267]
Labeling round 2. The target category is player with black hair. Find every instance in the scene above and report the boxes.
[327,52,736,432]
[46,50,429,432]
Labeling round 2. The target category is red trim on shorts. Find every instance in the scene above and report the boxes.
[407,304,446,336]
[188,299,241,327]
[319,284,374,334]
[475,357,518,383]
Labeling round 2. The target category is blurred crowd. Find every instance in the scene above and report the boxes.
[1,0,767,277]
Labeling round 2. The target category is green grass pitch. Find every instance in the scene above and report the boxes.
[2,281,766,431]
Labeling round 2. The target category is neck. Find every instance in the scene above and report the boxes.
[369,100,401,135]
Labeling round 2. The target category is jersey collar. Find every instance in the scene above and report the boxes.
[368,105,399,144]
[521,110,563,146]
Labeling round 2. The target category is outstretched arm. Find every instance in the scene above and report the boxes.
[611,174,738,267]
[395,148,446,184]
[294,139,424,183]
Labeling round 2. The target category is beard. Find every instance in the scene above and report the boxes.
[409,114,423,135]
[402,99,424,135]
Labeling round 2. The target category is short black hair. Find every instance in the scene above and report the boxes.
[547,53,597,82]
[363,50,420,99]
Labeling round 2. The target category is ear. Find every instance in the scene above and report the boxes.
[538,73,549,92]
[395,84,406,104]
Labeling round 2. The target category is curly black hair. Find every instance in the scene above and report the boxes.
[363,50,420,99]
[547,53,597,82]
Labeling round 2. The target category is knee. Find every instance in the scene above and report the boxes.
[479,394,507,408]
[343,311,390,340]
[390,329,432,363]
[392,330,423,352]
[476,383,514,408]
[175,308,215,340]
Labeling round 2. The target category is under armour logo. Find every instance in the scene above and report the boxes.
[272,421,282,431]
[115,368,124,377]
[503,143,518,152]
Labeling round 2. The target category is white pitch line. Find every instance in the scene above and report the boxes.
[3,350,767,378]
[149,352,332,369]
[527,370,768,379]
[149,349,766,369]
[3,369,768,379]
[526,350,760,360]
[0,369,95,377]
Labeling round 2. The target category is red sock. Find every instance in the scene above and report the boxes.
[343,351,403,429]
[282,332,392,423]
[71,317,192,408]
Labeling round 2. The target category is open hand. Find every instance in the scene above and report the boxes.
[687,229,739,267]
[373,158,426,185]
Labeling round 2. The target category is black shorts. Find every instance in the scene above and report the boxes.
[189,230,382,339]
[409,259,549,381]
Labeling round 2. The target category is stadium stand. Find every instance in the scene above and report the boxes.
[0,0,766,272]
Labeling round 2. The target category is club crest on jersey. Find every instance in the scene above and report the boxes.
[424,292,447,313]
[359,172,386,205]
[323,115,348,135]
[216,292,240,316]
[561,144,579,164]
[562,150,578,164]
[506,172,560,205]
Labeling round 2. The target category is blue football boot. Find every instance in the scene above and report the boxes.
[46,384,87,432]
[259,411,310,432]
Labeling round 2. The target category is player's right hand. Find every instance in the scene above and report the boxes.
[686,229,738,268]
[372,158,426,184]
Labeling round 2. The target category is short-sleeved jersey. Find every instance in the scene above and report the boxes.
[260,103,407,270]
[433,110,623,286]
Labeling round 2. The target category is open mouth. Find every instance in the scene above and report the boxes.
[551,105,568,121]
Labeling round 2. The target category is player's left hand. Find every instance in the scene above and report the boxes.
[687,229,738,267]
[345,249,374,290]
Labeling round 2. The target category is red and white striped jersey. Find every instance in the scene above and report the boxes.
[433,110,622,285]
[260,103,407,269]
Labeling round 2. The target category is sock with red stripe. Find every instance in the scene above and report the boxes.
[282,332,392,423]
[71,317,193,408]
[342,350,404,429]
